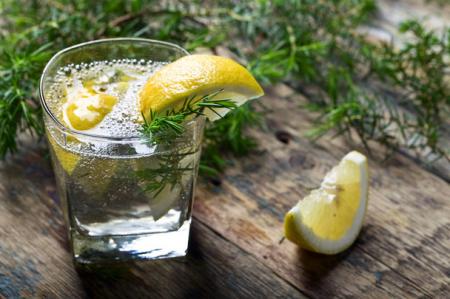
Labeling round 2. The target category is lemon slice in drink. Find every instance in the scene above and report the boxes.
[49,83,117,173]
[63,87,117,131]
[148,184,182,221]
[139,54,264,121]
[47,133,80,175]
[284,151,369,254]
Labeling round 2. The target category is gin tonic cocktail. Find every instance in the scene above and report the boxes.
[40,39,203,264]
[40,38,264,265]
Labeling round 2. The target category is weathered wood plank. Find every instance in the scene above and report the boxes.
[192,85,450,298]
[80,221,306,299]
[1,2,448,298]
[284,86,450,295]
[0,142,305,299]
[0,147,84,298]
[1,90,447,298]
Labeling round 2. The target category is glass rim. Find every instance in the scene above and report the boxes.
[39,37,190,142]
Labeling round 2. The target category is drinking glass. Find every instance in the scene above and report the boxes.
[39,38,204,264]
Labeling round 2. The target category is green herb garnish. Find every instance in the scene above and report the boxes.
[137,91,236,195]
[141,91,237,145]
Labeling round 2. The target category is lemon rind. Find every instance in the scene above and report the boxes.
[139,55,264,121]
[287,151,369,254]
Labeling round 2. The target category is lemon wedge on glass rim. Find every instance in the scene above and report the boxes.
[137,54,263,217]
[139,54,264,120]
[284,151,369,254]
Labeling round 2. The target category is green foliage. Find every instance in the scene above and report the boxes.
[217,0,449,160]
[201,104,261,176]
[0,43,50,157]
[307,20,450,159]
[1,0,449,174]
[367,21,450,156]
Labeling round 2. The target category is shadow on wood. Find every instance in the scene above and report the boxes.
[74,221,301,299]
[296,243,352,288]
[74,225,220,299]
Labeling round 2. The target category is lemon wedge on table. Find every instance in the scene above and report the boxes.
[139,54,264,121]
[284,151,369,254]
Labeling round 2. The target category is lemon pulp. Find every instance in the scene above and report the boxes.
[47,132,80,175]
[62,82,118,131]
[284,151,369,254]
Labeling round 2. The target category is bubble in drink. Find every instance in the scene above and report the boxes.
[45,59,202,262]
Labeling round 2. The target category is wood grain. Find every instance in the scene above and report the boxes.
[1,1,449,297]
[0,90,448,298]
[0,141,304,299]
[192,85,450,298]
[79,222,304,299]
[1,82,448,299]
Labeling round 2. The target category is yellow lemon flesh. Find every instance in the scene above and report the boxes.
[63,88,117,131]
[52,80,119,173]
[284,151,369,254]
[47,133,80,175]
[139,54,264,121]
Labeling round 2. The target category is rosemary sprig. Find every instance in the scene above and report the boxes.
[303,20,449,160]
[141,91,237,145]
[135,151,196,197]
[137,91,237,194]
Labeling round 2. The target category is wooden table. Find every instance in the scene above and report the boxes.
[1,1,449,298]
[1,83,449,298]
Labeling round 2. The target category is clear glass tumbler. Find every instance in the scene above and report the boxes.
[39,38,204,264]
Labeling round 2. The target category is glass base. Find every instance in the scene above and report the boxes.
[71,220,191,264]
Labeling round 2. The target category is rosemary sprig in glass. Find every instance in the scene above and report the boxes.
[136,91,236,195]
